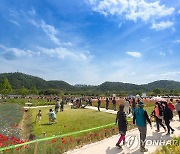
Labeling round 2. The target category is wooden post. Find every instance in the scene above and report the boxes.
[34,142,38,154]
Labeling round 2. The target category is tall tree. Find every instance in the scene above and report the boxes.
[19,86,28,96]
[0,78,13,95]
[153,88,161,96]
[31,86,38,95]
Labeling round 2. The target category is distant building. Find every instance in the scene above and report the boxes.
[74,84,94,87]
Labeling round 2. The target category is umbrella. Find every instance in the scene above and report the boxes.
[150,97,166,102]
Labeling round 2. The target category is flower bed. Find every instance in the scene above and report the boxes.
[0,103,25,151]
[0,104,23,139]
[0,122,134,154]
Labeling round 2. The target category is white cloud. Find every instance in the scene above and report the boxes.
[178,10,180,14]
[141,37,149,42]
[168,49,174,55]
[8,9,19,18]
[146,72,180,80]
[126,51,142,58]
[173,40,180,43]
[8,19,20,26]
[28,19,74,47]
[0,45,35,58]
[40,20,60,45]
[28,8,36,16]
[63,42,74,46]
[89,0,174,22]
[159,52,166,56]
[37,46,91,61]
[28,19,61,45]
[0,44,92,61]
[118,23,122,28]
[151,21,174,30]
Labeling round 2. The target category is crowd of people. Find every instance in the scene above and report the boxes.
[95,97,135,113]
[115,98,180,152]
[33,95,180,152]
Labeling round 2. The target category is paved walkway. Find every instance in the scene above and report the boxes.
[86,106,118,114]
[85,106,133,117]
[67,106,180,154]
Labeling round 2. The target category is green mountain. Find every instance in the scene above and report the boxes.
[97,82,140,92]
[0,72,74,91]
[142,80,180,91]
[0,72,180,93]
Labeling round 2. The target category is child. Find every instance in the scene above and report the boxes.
[48,109,57,123]
[36,110,42,122]
[115,104,127,148]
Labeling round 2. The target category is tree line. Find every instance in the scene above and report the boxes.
[0,78,180,97]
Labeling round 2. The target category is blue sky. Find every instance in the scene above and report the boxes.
[0,0,180,85]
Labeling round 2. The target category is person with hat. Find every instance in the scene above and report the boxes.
[133,100,152,152]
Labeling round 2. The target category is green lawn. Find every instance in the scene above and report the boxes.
[30,105,153,137]
[30,106,117,137]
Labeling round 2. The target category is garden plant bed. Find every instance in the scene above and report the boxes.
[0,99,155,153]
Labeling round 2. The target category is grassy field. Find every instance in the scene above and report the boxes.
[30,106,117,137]
[29,105,154,139]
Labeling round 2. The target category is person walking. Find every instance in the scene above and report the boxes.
[115,104,127,148]
[131,98,136,114]
[105,98,109,110]
[162,102,174,135]
[175,100,180,121]
[124,98,130,115]
[151,102,166,132]
[168,98,175,112]
[97,98,101,111]
[112,97,116,111]
[60,99,65,112]
[89,97,92,106]
[55,100,60,114]
[133,101,152,152]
